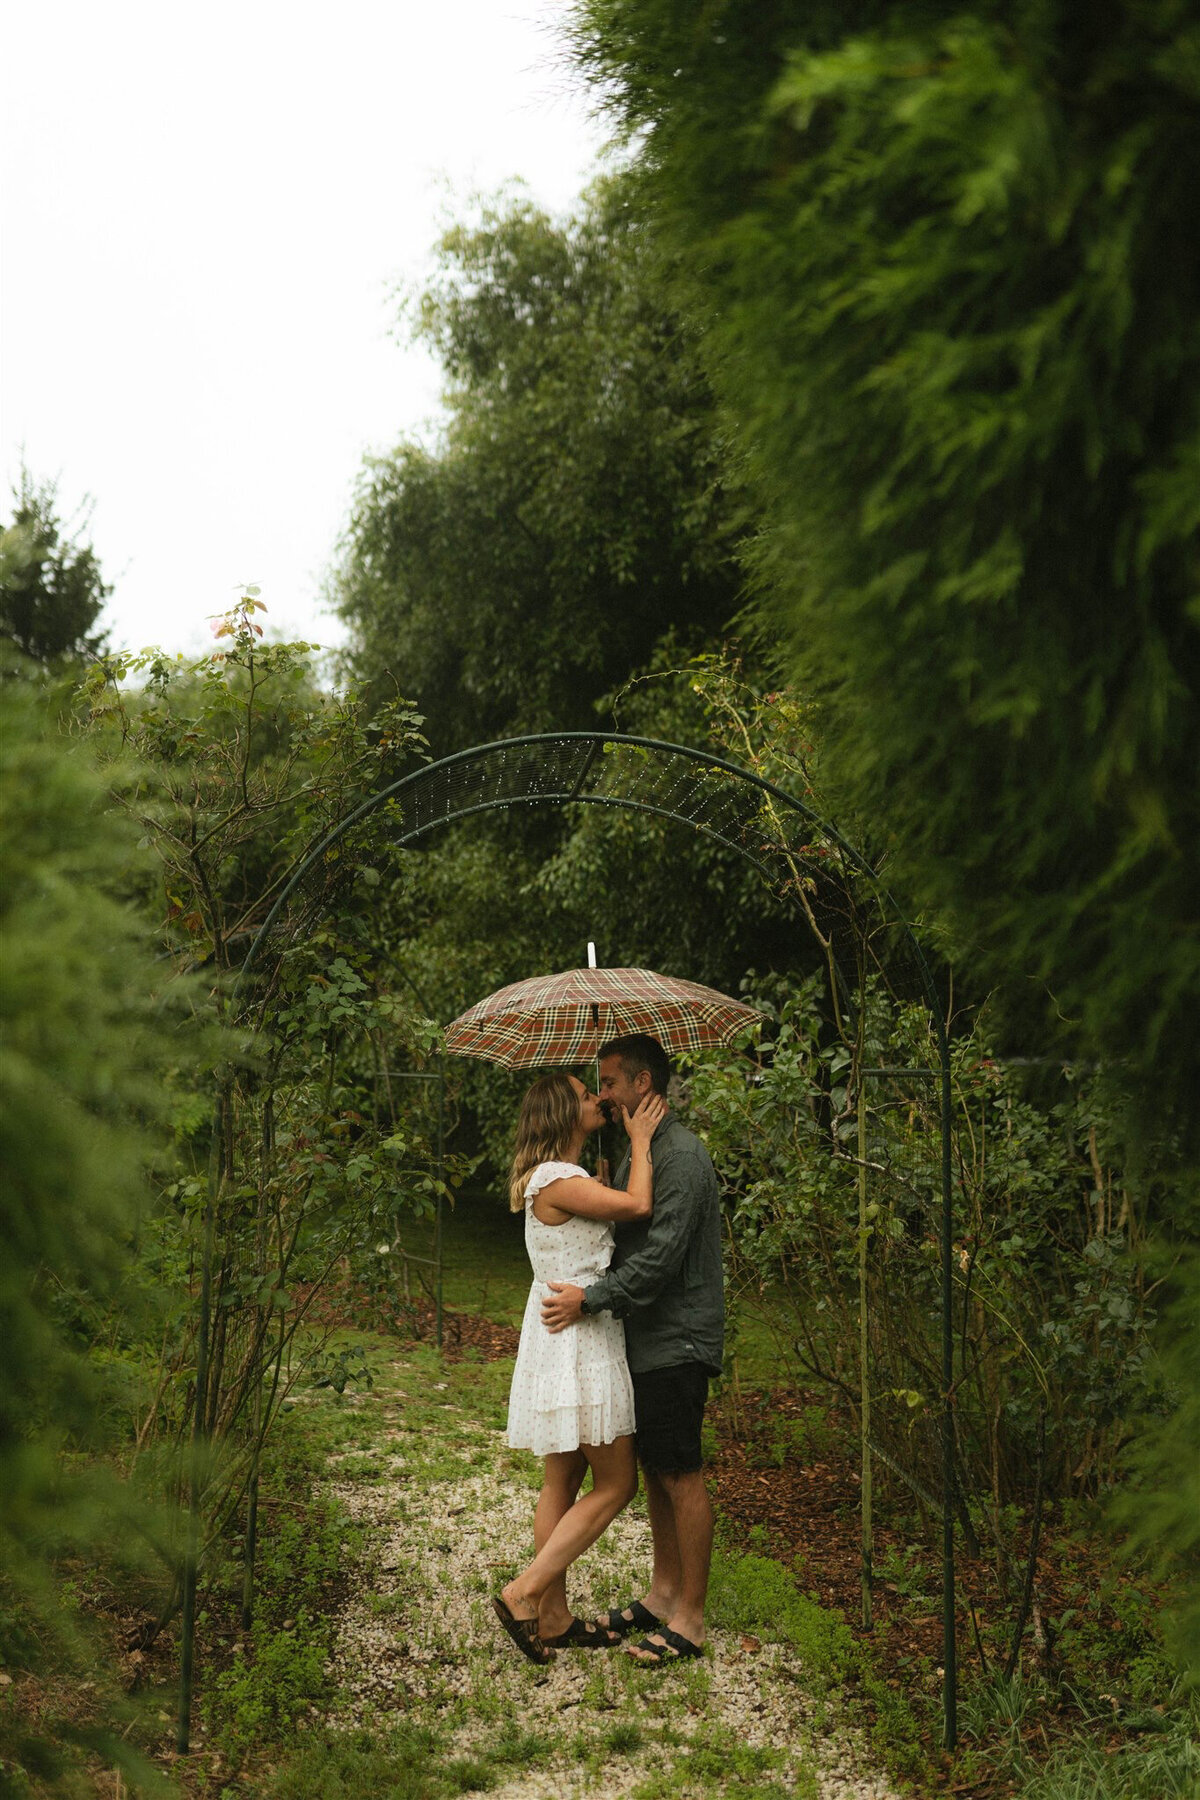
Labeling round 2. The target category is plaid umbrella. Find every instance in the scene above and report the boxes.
[443,966,760,1069]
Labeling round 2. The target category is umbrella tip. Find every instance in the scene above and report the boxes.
[587,941,598,969]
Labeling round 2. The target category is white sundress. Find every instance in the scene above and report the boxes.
[506,1160,636,1456]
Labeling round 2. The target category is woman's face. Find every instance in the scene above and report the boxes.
[568,1074,606,1136]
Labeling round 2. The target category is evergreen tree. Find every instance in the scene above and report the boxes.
[572,0,1200,1137]
[0,680,183,1676]
[1,472,111,667]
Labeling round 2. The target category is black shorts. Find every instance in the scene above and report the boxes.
[631,1363,710,1474]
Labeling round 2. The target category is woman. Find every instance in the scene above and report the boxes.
[493,1070,665,1664]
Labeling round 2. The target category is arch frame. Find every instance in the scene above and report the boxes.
[177,731,959,1751]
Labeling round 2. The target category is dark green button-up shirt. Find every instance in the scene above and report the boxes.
[582,1112,724,1376]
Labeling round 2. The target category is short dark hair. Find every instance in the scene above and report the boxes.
[598,1033,672,1096]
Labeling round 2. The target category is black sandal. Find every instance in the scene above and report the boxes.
[492,1595,553,1665]
[626,1627,704,1664]
[541,1615,622,1649]
[589,1599,663,1641]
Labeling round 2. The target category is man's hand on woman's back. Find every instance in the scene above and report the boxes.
[542,1281,585,1333]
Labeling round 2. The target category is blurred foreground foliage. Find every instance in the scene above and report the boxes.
[0,672,189,1775]
[0,606,455,1788]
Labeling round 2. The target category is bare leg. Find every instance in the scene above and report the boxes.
[639,1466,682,1622]
[629,1468,713,1655]
[532,1450,586,1637]
[502,1437,637,1618]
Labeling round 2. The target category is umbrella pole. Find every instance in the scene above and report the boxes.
[586,942,615,1181]
[591,1013,606,1177]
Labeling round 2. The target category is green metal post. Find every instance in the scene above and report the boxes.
[241,1367,262,1632]
[858,1081,873,1630]
[941,1044,957,1749]
[434,1053,445,1351]
[177,1081,224,1754]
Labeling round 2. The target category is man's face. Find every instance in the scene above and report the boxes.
[598,1053,649,1119]
[568,1074,606,1136]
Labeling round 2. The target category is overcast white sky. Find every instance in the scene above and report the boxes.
[1,0,608,659]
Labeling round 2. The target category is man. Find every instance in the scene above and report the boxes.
[541,1033,723,1663]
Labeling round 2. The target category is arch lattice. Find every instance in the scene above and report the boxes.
[179,733,959,1751]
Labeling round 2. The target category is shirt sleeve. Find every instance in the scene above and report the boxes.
[582,1144,698,1318]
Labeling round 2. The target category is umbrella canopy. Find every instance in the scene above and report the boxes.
[443,966,760,1069]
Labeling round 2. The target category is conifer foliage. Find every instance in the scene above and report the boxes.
[573,0,1200,1134]
[0,682,175,1653]
[0,473,110,667]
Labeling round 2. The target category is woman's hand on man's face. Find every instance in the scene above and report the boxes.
[623,1091,666,1142]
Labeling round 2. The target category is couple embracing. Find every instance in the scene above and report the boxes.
[492,1034,722,1667]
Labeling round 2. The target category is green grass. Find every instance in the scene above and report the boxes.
[483,1722,553,1766]
[413,1183,531,1326]
[1011,1728,1200,1800]
[706,1539,934,1781]
[242,1330,948,1800]
[721,1282,832,1390]
[708,1551,856,1688]
[601,1720,644,1755]
[201,1435,360,1763]
[277,1255,1160,1800]
[257,1725,446,1799]
[627,1725,819,1800]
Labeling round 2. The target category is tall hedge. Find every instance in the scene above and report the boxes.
[573,0,1200,1139]
[0,677,181,1655]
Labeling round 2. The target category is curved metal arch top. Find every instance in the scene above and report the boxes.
[386,730,838,860]
[248,731,935,1012]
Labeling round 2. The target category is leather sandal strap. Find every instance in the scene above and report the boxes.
[628,1626,703,1662]
[602,1599,662,1638]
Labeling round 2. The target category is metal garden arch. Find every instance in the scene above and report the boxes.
[179,731,960,1750]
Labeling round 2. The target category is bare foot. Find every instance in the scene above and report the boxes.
[537,1606,573,1639]
[625,1621,704,1664]
[641,1590,676,1622]
[500,1580,539,1623]
[664,1611,704,1647]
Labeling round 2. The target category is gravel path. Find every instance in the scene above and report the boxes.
[319,1357,905,1799]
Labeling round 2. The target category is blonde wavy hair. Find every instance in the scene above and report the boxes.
[507,1072,582,1211]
